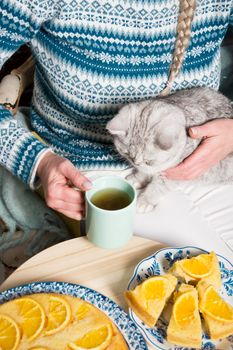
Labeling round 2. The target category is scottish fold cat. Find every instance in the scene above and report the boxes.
[106,87,233,212]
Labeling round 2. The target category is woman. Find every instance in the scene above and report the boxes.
[0,0,233,257]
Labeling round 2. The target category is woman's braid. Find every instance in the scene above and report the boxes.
[160,0,197,96]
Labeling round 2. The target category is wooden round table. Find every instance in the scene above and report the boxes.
[0,235,164,349]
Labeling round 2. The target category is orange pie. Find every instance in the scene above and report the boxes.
[167,284,202,348]
[0,294,128,350]
[169,251,221,289]
[197,280,233,340]
[125,274,177,327]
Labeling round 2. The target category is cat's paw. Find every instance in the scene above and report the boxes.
[126,173,144,190]
[137,202,155,213]
[136,192,157,213]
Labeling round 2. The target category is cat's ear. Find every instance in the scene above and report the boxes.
[157,131,174,150]
[106,120,126,136]
[156,119,185,151]
[106,106,131,136]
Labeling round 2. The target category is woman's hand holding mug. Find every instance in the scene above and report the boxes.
[37,151,92,220]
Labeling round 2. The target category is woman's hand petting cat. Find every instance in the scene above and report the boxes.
[37,152,92,219]
[164,119,233,180]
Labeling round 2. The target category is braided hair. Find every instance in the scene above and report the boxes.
[160,0,197,96]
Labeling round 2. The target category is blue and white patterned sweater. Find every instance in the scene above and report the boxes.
[0,0,233,187]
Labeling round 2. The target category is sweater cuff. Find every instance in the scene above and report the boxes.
[0,106,52,187]
[0,123,49,186]
[29,148,53,189]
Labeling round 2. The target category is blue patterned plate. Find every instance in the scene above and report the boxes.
[0,281,148,350]
[127,246,233,350]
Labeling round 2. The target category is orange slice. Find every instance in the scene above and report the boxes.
[14,297,45,341]
[141,276,167,300]
[199,284,233,323]
[173,291,198,326]
[76,303,91,321]
[180,253,214,278]
[167,284,202,348]
[68,324,113,350]
[45,295,71,336]
[0,314,20,350]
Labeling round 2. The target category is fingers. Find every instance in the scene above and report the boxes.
[170,119,233,180]
[46,193,85,220]
[60,161,92,191]
[57,209,83,221]
[54,186,85,204]
[46,184,86,216]
[189,120,221,139]
[164,139,215,180]
[39,154,91,219]
[47,199,84,213]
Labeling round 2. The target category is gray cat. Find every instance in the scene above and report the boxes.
[106,87,233,212]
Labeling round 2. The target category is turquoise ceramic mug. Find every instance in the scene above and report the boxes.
[85,176,137,249]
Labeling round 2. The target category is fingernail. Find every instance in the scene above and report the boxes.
[190,127,198,136]
[83,181,92,190]
[76,213,82,221]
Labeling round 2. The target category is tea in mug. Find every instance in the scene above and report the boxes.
[91,188,132,210]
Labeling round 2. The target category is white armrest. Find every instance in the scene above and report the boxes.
[0,74,21,109]
[0,56,35,115]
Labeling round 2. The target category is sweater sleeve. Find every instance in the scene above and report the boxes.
[230,3,233,27]
[0,0,57,188]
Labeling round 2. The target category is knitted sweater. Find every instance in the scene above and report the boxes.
[0,0,233,187]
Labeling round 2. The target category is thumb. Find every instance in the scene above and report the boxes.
[188,126,202,139]
[61,161,92,191]
[189,122,216,139]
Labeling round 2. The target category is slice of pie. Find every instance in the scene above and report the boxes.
[167,284,202,348]
[197,280,233,340]
[124,274,177,327]
[169,251,221,289]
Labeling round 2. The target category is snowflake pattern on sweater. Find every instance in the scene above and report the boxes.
[0,0,233,186]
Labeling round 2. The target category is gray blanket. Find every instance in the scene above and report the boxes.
[0,166,71,283]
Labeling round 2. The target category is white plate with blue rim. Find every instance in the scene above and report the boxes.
[127,246,233,350]
[0,281,148,350]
